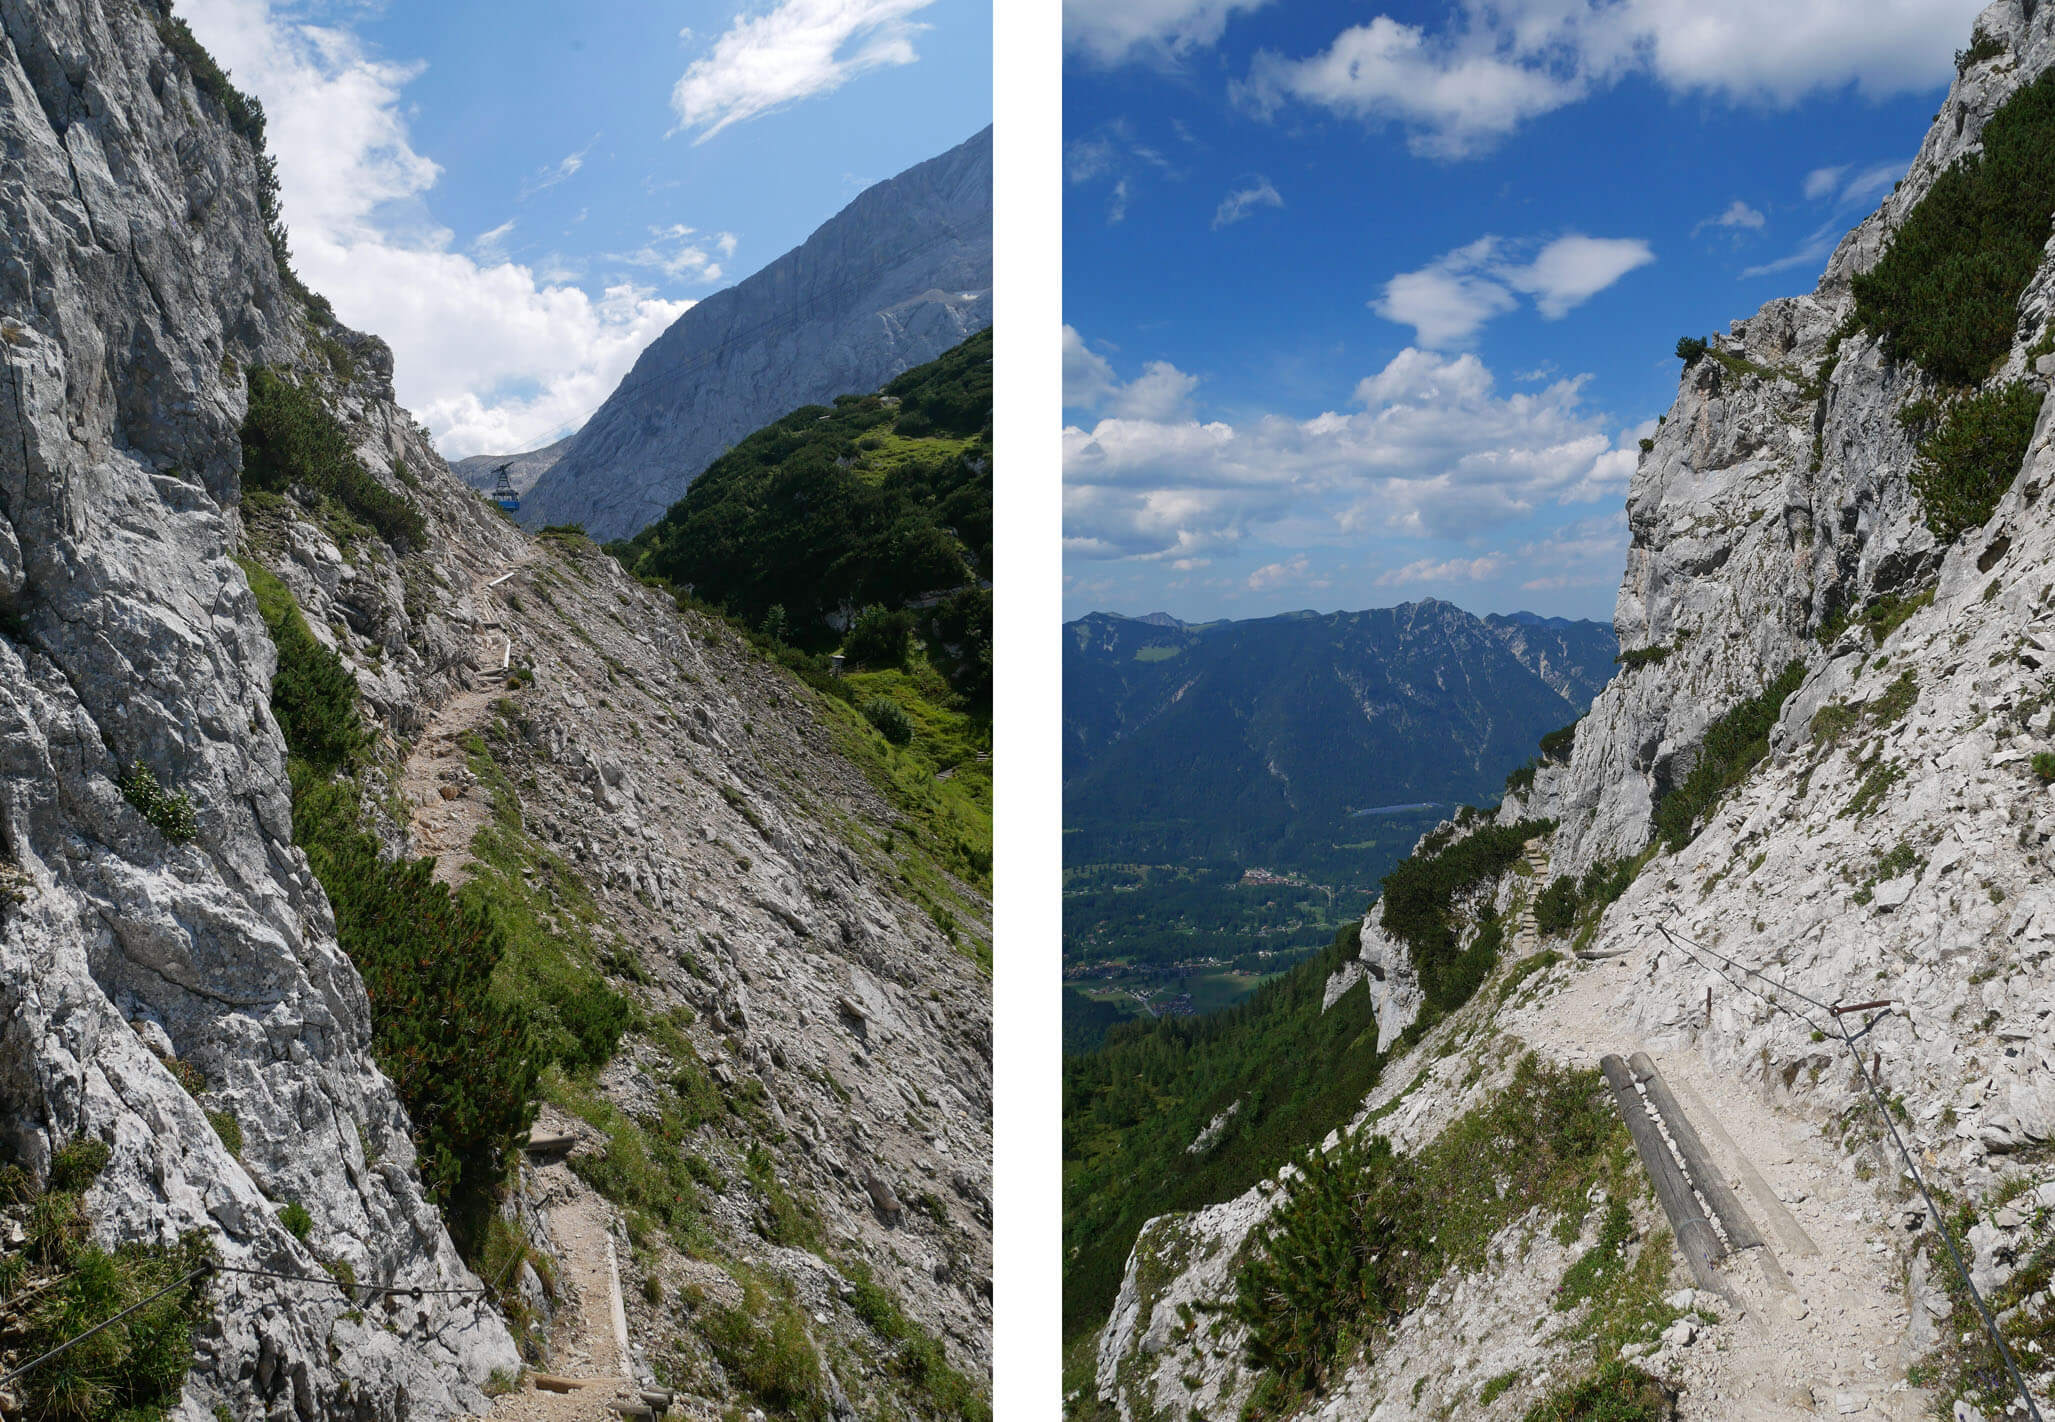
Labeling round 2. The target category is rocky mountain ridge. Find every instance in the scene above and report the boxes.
[1092,2,2055,1418]
[0,4,988,1418]
[512,127,993,543]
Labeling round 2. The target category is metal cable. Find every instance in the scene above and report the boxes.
[1650,912,2045,1421]
[0,1262,210,1391]
[211,1261,492,1298]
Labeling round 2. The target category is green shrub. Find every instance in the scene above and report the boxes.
[241,369,427,550]
[1534,876,1580,936]
[1521,1361,1676,1422]
[1614,645,1669,669]
[1674,337,1707,367]
[291,770,537,1247]
[845,605,914,669]
[1538,721,1578,761]
[859,696,914,746]
[278,1201,313,1241]
[1956,26,2007,74]
[1651,661,1805,851]
[2032,752,2055,783]
[1236,1058,1625,1400]
[1378,820,1554,1015]
[241,559,367,774]
[1907,382,2043,543]
[0,1163,214,1422]
[206,1110,243,1158]
[843,1261,992,1421]
[697,1284,828,1420]
[1505,759,1539,795]
[1852,70,2055,385]
[47,1137,112,1194]
[116,761,199,845]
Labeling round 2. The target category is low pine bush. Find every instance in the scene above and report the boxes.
[1908,382,2043,543]
[861,696,914,745]
[1651,661,1805,851]
[117,761,199,844]
[1852,69,2055,385]
[241,369,426,550]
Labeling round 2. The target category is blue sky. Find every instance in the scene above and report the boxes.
[1061,0,1989,624]
[180,0,990,458]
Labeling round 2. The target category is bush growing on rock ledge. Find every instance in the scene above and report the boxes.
[1907,382,2043,543]
[116,760,199,844]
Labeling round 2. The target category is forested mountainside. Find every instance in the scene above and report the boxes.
[1059,604,1611,1032]
[616,328,993,711]
[1084,3,2055,1420]
[514,128,993,543]
[0,5,989,1419]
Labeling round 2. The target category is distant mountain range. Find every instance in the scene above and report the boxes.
[499,127,991,541]
[1063,601,1618,864]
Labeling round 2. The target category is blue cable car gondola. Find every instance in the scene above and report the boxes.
[492,462,520,513]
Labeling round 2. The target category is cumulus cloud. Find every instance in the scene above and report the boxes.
[180,0,694,458]
[1065,0,1270,66]
[1697,199,1765,233]
[1372,234,1653,347]
[1063,326,1200,420]
[1063,341,1634,563]
[1248,553,1328,591]
[1238,0,1984,157]
[1211,176,1283,228]
[1237,16,1583,159]
[1375,553,1503,586]
[671,0,935,142]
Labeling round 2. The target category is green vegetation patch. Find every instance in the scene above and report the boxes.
[1615,646,1669,670]
[1651,661,1805,851]
[242,369,426,551]
[1521,1360,1677,1422]
[116,761,199,845]
[1233,1056,1633,1404]
[845,1260,993,1422]
[1851,69,2055,386]
[1907,382,2043,543]
[1377,819,1554,1014]
[618,330,991,700]
[248,571,535,1252]
[697,1277,829,1421]
[1063,925,1383,1340]
[1816,585,1935,648]
[0,1147,215,1421]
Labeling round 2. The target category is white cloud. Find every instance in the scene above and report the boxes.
[1802,164,1848,200]
[1211,176,1283,229]
[1248,553,1328,591]
[610,224,735,283]
[1373,234,1653,347]
[1062,326,1199,420]
[1237,15,1584,159]
[1697,199,1765,233]
[1065,0,1270,66]
[1514,510,1630,591]
[1239,0,1985,157]
[179,0,693,459]
[471,218,516,262]
[519,141,592,200]
[671,0,935,143]
[1063,342,1634,562]
[1376,554,1503,586]
[1108,179,1130,224]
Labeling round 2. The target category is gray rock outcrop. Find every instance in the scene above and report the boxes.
[514,126,992,541]
[0,0,517,1414]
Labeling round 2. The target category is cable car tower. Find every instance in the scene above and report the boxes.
[491,461,520,513]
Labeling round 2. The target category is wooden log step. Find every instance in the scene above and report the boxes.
[524,1130,577,1155]
[1600,1054,1739,1307]
[531,1372,612,1392]
[1629,1052,1766,1254]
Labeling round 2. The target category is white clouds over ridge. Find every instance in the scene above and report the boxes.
[1221,0,1985,157]
[1373,235,1655,348]
[1063,340,1637,569]
[1065,0,1270,66]
[671,0,937,142]
[179,0,697,459]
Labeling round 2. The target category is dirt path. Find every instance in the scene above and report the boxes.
[1505,954,1925,1420]
[464,1133,649,1419]
[403,549,537,884]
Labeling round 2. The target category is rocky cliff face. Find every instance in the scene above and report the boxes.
[1096,2,2055,1417]
[514,128,993,542]
[0,4,989,1418]
[0,0,518,1413]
